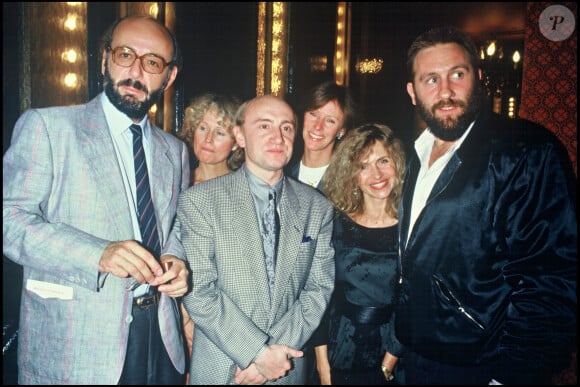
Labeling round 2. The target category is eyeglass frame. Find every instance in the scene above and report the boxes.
[106,45,175,74]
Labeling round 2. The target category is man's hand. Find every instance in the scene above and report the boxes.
[154,255,189,298]
[99,240,162,284]
[253,344,303,382]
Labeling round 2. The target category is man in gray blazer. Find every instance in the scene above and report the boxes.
[178,95,335,385]
[3,16,190,384]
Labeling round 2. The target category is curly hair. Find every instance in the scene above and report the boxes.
[178,93,244,171]
[322,123,406,218]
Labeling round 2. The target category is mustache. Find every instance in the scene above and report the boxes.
[433,99,466,110]
[117,79,148,93]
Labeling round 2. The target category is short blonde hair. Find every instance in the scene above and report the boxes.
[179,93,244,170]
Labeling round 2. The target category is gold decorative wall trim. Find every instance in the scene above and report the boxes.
[256,2,288,97]
[334,2,351,86]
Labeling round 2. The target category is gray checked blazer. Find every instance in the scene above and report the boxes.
[178,167,335,385]
[2,94,190,384]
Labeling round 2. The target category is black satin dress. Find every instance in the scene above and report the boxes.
[309,211,404,385]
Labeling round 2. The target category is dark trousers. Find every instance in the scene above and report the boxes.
[331,368,397,385]
[404,350,494,385]
[119,304,184,385]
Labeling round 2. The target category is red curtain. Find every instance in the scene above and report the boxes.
[519,2,577,176]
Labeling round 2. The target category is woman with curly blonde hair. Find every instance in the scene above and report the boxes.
[323,123,405,218]
[177,92,242,375]
[312,123,407,385]
[178,93,243,185]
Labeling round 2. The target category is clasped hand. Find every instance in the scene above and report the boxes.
[234,344,303,385]
[99,240,189,297]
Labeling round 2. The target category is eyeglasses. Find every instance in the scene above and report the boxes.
[108,46,174,74]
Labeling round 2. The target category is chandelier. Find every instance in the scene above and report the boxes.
[355,57,383,74]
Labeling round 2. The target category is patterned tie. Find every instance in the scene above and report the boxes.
[129,124,161,258]
[262,189,279,294]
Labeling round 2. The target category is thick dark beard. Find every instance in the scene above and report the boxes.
[416,82,483,141]
[103,65,167,120]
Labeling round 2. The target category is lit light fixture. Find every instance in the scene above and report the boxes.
[512,50,521,70]
[61,49,78,63]
[486,41,496,57]
[63,73,78,88]
[508,97,516,118]
[479,36,523,120]
[64,13,78,31]
[149,3,159,18]
[355,58,383,74]
[310,56,328,72]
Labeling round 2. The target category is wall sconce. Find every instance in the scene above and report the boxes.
[355,58,383,74]
[486,41,496,57]
[479,37,524,119]
[512,50,521,70]
[64,13,78,30]
[310,56,328,72]
[61,49,78,63]
[63,73,79,88]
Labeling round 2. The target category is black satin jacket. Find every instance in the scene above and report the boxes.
[396,112,577,384]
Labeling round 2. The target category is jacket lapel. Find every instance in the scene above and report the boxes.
[403,119,487,252]
[400,156,419,252]
[149,128,173,245]
[78,96,133,237]
[230,170,272,306]
[271,179,304,309]
[426,154,462,203]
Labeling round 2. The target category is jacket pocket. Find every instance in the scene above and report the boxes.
[433,275,485,330]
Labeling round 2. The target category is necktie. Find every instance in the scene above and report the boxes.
[262,189,279,294]
[129,124,161,258]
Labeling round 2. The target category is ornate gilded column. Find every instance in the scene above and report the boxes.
[256,2,289,97]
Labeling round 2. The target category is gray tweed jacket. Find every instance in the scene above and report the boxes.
[178,167,335,384]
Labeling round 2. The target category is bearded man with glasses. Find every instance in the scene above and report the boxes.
[3,15,190,384]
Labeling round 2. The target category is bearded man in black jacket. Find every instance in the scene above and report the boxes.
[396,26,577,385]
